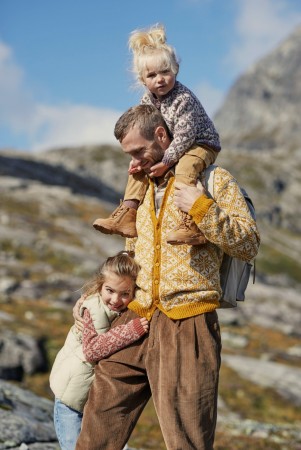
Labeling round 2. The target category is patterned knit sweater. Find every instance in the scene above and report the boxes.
[82,309,146,363]
[141,80,221,167]
[126,166,260,320]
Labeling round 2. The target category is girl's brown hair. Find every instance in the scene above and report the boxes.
[82,251,140,298]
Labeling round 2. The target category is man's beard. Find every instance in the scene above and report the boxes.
[150,142,165,165]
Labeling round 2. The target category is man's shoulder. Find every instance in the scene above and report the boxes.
[204,165,237,186]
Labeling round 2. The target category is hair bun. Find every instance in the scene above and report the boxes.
[129,24,166,53]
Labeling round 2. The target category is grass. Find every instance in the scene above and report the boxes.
[1,239,77,273]
[219,365,301,424]
[1,195,40,216]
[221,323,301,366]
[257,243,301,283]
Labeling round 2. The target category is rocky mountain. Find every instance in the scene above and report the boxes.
[0,24,301,450]
[215,25,301,153]
[214,25,301,238]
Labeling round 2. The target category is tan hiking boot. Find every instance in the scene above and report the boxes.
[167,213,207,245]
[93,203,137,238]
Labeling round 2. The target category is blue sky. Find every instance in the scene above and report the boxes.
[1,0,301,152]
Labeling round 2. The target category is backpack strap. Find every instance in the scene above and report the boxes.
[204,164,217,199]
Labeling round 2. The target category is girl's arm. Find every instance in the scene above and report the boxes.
[82,309,148,363]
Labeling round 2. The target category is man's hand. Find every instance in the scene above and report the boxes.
[73,296,85,332]
[174,182,205,213]
[149,162,169,178]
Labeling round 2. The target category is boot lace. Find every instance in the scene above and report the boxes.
[112,203,127,218]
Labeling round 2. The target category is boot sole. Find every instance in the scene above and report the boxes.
[93,224,137,239]
[167,238,207,246]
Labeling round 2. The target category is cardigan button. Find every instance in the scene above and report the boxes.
[156,244,160,249]
[154,279,159,285]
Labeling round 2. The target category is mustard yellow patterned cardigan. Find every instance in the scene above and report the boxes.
[126,166,260,320]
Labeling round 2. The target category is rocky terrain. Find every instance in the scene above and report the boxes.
[214,24,301,238]
[0,24,301,450]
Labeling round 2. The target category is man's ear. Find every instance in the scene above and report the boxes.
[154,126,168,144]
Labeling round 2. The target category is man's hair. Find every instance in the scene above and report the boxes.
[114,104,169,142]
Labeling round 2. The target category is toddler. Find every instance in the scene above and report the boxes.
[94,24,221,245]
[50,251,148,450]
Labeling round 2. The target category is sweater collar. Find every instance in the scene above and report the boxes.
[147,80,180,105]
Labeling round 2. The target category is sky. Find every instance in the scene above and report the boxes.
[1,0,301,152]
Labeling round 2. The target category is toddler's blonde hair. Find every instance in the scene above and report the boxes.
[129,24,179,83]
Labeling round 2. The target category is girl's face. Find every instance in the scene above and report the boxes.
[143,59,176,100]
[101,271,135,312]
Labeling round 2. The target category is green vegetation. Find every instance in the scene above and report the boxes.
[1,239,76,272]
[1,195,40,216]
[219,365,301,423]
[257,243,301,283]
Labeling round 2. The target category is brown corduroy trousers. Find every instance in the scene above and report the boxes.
[76,308,221,450]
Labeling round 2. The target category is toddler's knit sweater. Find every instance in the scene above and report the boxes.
[141,80,221,167]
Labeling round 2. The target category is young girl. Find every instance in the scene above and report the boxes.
[93,24,221,246]
[49,251,148,450]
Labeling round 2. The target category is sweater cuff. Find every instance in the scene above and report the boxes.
[132,318,145,337]
[162,155,173,168]
[189,194,214,224]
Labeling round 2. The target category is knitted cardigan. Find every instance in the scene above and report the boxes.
[126,166,260,320]
[141,80,221,168]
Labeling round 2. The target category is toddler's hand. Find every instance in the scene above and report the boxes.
[149,162,169,178]
[128,161,142,174]
[140,317,149,333]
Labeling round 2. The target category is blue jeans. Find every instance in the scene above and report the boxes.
[54,398,130,450]
[54,399,83,450]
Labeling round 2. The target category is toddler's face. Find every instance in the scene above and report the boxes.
[101,271,135,312]
[143,59,176,99]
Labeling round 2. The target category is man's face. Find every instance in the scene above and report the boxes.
[121,125,165,174]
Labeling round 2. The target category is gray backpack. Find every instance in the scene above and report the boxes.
[204,165,256,308]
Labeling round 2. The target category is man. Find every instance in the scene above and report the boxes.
[75,104,260,450]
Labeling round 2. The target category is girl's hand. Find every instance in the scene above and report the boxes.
[73,295,86,332]
[149,162,169,178]
[128,160,142,174]
[140,317,149,333]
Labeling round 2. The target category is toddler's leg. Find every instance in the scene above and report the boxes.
[93,173,148,238]
[167,146,217,246]
[175,144,217,186]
